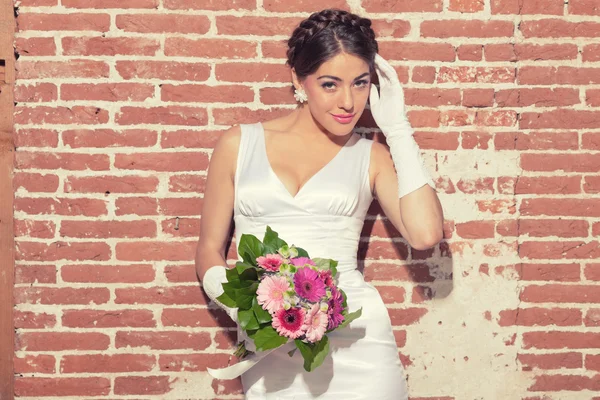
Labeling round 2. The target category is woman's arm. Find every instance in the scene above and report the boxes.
[371,142,444,251]
[195,125,241,281]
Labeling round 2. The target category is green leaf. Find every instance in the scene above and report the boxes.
[248,326,288,351]
[294,336,330,372]
[252,297,272,324]
[311,258,338,277]
[236,262,259,281]
[216,292,237,308]
[263,226,287,254]
[238,309,260,331]
[238,234,264,265]
[337,307,362,329]
[295,247,309,258]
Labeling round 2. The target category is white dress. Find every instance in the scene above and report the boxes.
[233,122,409,399]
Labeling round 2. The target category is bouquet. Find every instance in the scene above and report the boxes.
[217,226,362,372]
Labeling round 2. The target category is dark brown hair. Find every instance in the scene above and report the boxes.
[286,9,378,84]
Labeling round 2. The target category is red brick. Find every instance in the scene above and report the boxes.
[492,0,564,14]
[14,219,55,239]
[15,265,56,284]
[501,176,582,195]
[115,285,205,304]
[115,196,158,216]
[497,88,579,107]
[379,42,456,62]
[161,84,253,103]
[585,309,600,326]
[15,377,110,397]
[528,374,600,391]
[521,110,600,129]
[585,264,600,280]
[519,66,600,85]
[523,331,600,349]
[461,131,492,149]
[116,61,210,81]
[162,308,235,328]
[215,63,289,83]
[495,131,578,150]
[498,307,582,326]
[520,20,600,38]
[164,264,197,282]
[455,220,495,239]
[583,44,600,62]
[211,376,244,395]
[14,172,59,193]
[216,16,299,35]
[215,330,237,350]
[569,0,600,15]
[114,376,172,395]
[16,241,111,262]
[63,309,156,328]
[159,198,203,215]
[161,217,200,238]
[18,13,110,31]
[14,106,109,125]
[61,83,154,101]
[165,38,256,58]
[14,197,107,216]
[60,221,157,239]
[116,331,211,350]
[518,352,582,370]
[421,20,513,38]
[15,152,109,171]
[14,83,57,102]
[61,264,155,282]
[65,175,159,194]
[62,36,160,56]
[116,106,208,126]
[376,286,406,304]
[163,130,220,150]
[521,198,600,217]
[160,353,231,372]
[63,0,158,7]
[168,175,206,193]
[586,354,600,370]
[17,0,56,6]
[14,311,56,329]
[363,0,442,12]
[439,66,515,83]
[164,0,255,10]
[14,355,56,374]
[16,332,110,351]
[17,60,109,78]
[260,87,295,105]
[457,44,483,61]
[116,14,210,33]
[15,287,110,305]
[63,129,157,148]
[14,128,58,147]
[583,132,600,150]
[114,152,209,172]
[521,284,600,303]
[364,263,435,282]
[388,308,428,325]
[213,107,289,126]
[520,263,581,281]
[61,354,155,373]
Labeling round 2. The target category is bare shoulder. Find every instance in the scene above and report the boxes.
[368,139,394,195]
[211,124,242,182]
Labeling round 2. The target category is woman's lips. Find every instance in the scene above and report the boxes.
[331,114,355,124]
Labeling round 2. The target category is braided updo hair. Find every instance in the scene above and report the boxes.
[286,9,378,83]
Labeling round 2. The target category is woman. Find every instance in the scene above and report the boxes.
[196,8,444,399]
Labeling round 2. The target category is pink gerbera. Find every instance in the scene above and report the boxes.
[256,275,290,314]
[318,270,334,287]
[256,254,284,272]
[272,307,306,339]
[293,267,326,302]
[305,304,328,342]
[290,257,316,267]
[327,285,345,330]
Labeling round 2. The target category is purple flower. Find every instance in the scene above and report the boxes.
[290,257,316,267]
[327,285,345,330]
[293,267,326,302]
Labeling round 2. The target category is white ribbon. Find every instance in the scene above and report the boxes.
[207,342,295,380]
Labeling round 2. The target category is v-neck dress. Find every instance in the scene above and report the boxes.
[233,122,409,399]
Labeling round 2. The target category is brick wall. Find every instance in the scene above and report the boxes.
[12,0,600,398]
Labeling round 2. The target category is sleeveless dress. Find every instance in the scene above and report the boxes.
[233,122,409,399]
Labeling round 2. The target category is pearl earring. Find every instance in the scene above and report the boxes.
[294,88,308,103]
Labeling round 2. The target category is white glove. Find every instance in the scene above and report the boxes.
[369,54,436,198]
[202,265,255,353]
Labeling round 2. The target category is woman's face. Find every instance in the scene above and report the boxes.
[295,52,372,136]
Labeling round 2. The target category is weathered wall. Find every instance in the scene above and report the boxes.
[12,0,600,398]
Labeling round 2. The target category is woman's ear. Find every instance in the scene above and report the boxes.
[290,68,302,91]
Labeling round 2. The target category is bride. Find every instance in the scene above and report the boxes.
[195,8,444,399]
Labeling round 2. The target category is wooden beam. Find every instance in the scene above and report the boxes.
[0,0,16,398]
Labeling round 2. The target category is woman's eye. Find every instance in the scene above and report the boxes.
[355,80,369,87]
[322,82,336,90]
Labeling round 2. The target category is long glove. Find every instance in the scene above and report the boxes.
[369,54,436,198]
[202,265,255,352]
